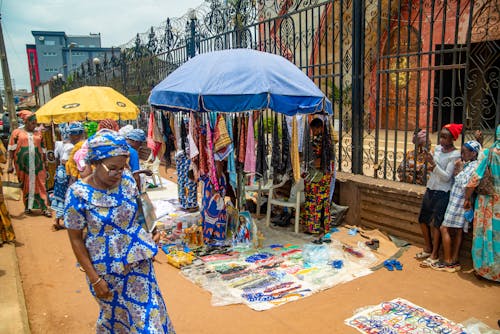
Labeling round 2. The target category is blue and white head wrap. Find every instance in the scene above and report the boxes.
[87,129,130,162]
[464,140,481,153]
[59,123,70,141]
[68,122,85,135]
[125,129,146,142]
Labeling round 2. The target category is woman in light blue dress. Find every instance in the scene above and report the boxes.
[65,130,175,333]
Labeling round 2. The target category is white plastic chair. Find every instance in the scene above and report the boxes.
[141,155,163,188]
[265,175,305,233]
[244,155,273,216]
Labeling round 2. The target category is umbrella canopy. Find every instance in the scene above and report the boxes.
[36,86,139,124]
[149,49,332,116]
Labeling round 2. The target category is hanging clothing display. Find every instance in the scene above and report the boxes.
[226,116,237,191]
[238,116,247,164]
[291,117,301,182]
[200,174,227,245]
[244,113,256,174]
[271,113,281,174]
[279,116,291,175]
[175,151,198,210]
[255,113,268,181]
[206,121,219,191]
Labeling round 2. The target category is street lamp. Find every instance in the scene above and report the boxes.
[93,57,101,85]
[68,42,78,75]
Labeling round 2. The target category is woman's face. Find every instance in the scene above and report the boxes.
[439,129,453,147]
[461,146,477,162]
[94,155,128,188]
[24,117,37,131]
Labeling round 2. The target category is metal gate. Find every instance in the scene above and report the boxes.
[60,0,500,182]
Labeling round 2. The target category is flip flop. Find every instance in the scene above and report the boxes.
[383,260,394,271]
[420,257,438,268]
[390,259,403,270]
[52,223,66,231]
[414,251,431,260]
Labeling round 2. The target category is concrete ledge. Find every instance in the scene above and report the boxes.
[0,244,31,334]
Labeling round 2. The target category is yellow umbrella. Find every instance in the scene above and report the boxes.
[36,86,139,124]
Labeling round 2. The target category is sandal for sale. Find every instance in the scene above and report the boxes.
[414,251,431,260]
[383,260,394,271]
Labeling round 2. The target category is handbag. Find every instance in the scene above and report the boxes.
[476,150,495,195]
[136,192,158,233]
[3,175,22,201]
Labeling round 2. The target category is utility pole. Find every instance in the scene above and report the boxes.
[0,14,18,129]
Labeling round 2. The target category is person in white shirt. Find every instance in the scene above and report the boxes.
[415,123,462,267]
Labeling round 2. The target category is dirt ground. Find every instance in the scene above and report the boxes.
[6,167,500,334]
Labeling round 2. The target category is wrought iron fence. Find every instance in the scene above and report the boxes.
[49,0,500,183]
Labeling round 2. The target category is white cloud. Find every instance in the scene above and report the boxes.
[1,0,203,91]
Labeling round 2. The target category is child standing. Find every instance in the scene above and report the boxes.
[416,124,462,267]
[432,140,481,272]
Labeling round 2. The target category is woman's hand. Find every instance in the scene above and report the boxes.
[464,198,472,210]
[92,278,112,299]
[7,166,14,174]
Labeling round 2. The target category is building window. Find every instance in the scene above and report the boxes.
[44,40,56,46]
[43,52,57,56]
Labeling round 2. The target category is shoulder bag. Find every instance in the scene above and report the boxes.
[476,150,495,195]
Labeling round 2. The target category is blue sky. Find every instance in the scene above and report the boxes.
[1,0,202,91]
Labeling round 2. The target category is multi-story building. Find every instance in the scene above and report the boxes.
[26,31,118,92]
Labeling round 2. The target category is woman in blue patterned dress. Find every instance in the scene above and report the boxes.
[64,130,175,333]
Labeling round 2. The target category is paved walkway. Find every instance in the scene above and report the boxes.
[0,242,30,334]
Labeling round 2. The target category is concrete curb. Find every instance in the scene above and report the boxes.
[0,243,31,334]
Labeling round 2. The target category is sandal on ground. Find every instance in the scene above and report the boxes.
[42,210,52,218]
[52,223,66,231]
[431,261,461,273]
[389,259,403,270]
[383,260,394,271]
[311,238,323,245]
[414,251,431,260]
[24,209,32,215]
[420,257,439,268]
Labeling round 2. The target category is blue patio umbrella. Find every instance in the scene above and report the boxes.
[148,49,332,116]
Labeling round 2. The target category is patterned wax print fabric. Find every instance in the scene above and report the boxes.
[0,196,15,244]
[8,128,48,211]
[66,141,84,179]
[51,165,68,219]
[0,142,14,244]
[397,148,431,185]
[442,159,478,232]
[64,170,174,332]
[467,147,500,282]
[200,174,227,245]
[301,173,332,234]
[42,127,56,190]
[128,145,140,172]
[175,151,198,210]
[89,259,175,333]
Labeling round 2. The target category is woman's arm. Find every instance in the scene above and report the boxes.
[67,229,111,299]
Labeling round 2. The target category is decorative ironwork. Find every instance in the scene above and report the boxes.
[53,0,498,183]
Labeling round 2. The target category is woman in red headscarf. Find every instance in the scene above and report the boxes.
[7,110,51,217]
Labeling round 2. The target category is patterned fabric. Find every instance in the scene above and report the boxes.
[73,141,89,172]
[200,175,227,245]
[97,119,119,132]
[442,160,478,231]
[87,130,130,162]
[66,141,84,179]
[397,148,431,185]
[68,122,84,135]
[302,173,332,234]
[467,147,500,282]
[64,169,157,275]
[18,110,34,122]
[464,140,481,153]
[0,198,15,244]
[51,165,69,219]
[8,128,48,211]
[126,129,146,142]
[90,259,175,333]
[175,151,198,210]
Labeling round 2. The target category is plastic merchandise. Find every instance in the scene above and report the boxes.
[464,209,474,223]
[302,244,330,267]
[461,318,499,334]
